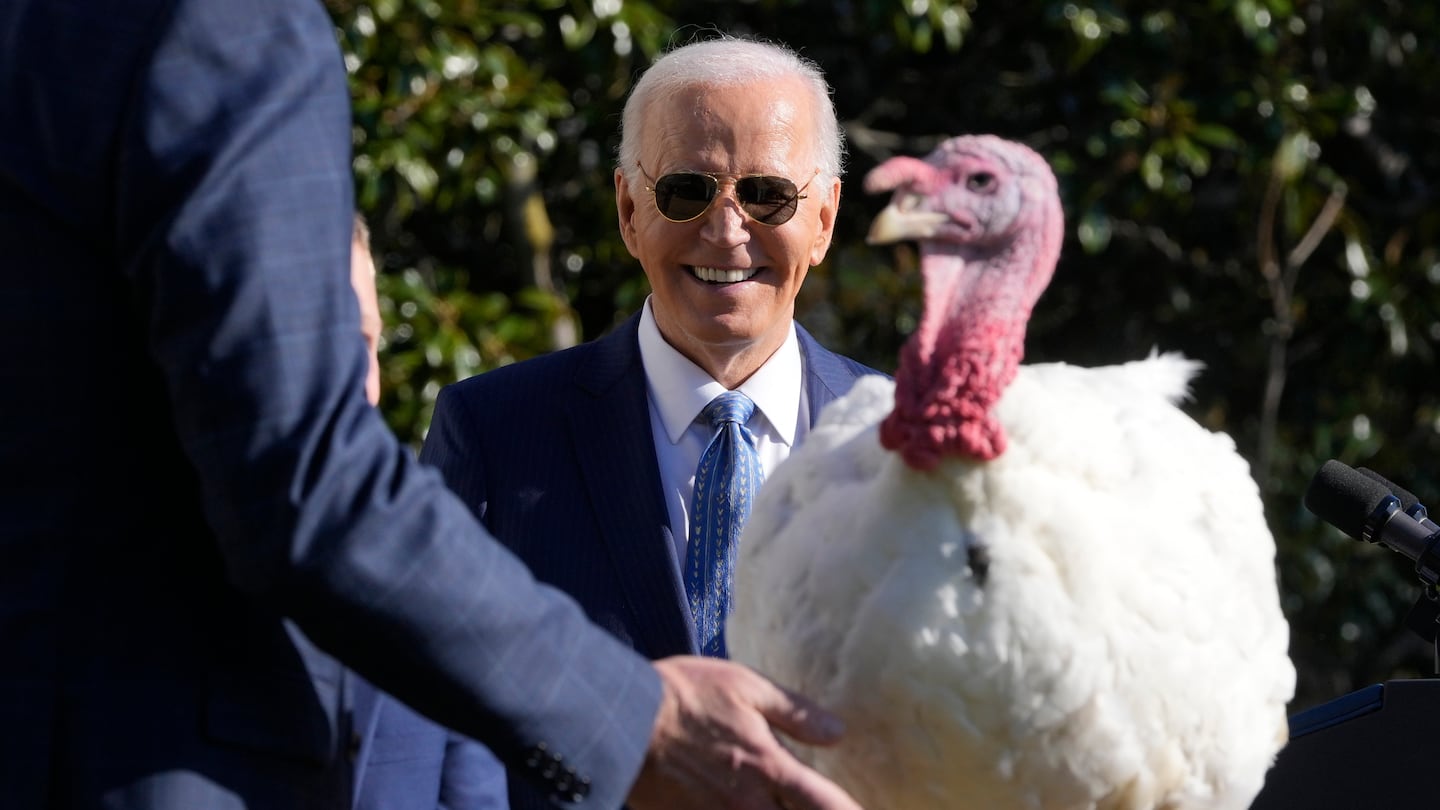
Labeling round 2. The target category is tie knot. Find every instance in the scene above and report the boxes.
[702,391,755,428]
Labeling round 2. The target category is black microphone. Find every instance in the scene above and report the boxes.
[1356,466,1439,532]
[1304,459,1440,584]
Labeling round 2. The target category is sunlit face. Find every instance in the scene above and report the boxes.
[350,234,382,405]
[616,76,840,384]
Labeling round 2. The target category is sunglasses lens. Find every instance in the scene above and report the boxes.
[653,173,717,221]
[647,169,806,225]
[737,176,801,225]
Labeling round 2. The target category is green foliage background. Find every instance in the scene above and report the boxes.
[326,0,1440,713]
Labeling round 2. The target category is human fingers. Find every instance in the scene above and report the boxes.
[762,740,864,810]
[743,668,846,747]
[629,657,863,810]
[737,669,860,810]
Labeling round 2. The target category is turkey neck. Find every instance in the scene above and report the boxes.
[880,241,1040,470]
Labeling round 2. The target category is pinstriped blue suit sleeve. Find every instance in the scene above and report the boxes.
[133,2,662,803]
[0,0,660,805]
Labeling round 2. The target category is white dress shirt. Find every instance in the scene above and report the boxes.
[637,296,811,570]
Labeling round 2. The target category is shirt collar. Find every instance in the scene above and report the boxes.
[638,296,802,447]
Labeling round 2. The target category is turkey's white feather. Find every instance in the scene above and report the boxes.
[729,352,1294,810]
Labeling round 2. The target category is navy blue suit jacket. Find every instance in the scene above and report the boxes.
[0,1,660,807]
[354,313,883,808]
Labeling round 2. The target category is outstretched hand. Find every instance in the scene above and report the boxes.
[626,656,863,810]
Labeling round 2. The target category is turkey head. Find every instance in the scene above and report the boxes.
[865,135,1064,469]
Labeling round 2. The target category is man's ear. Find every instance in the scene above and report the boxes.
[616,168,640,256]
[810,175,841,266]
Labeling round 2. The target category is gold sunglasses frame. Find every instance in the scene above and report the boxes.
[637,162,818,226]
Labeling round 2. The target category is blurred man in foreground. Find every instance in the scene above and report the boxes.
[0,2,861,808]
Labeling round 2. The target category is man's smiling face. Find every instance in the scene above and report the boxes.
[615,75,840,382]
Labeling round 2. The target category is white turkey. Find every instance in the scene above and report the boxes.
[727,134,1295,810]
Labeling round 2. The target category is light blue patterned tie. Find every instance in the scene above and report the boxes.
[686,391,764,658]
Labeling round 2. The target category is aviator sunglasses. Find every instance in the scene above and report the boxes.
[638,163,817,226]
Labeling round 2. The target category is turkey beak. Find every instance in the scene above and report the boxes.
[866,201,950,245]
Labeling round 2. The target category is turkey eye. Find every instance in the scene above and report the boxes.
[967,172,996,192]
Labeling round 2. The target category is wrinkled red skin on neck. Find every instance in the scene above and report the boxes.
[877,240,1047,471]
[880,317,1020,470]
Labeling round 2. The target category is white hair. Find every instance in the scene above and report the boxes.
[616,34,845,189]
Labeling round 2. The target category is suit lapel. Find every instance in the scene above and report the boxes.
[566,316,698,657]
[797,323,864,427]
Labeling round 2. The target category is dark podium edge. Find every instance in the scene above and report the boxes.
[1250,679,1437,808]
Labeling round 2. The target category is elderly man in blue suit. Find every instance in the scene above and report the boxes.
[0,1,867,808]
[353,35,885,810]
